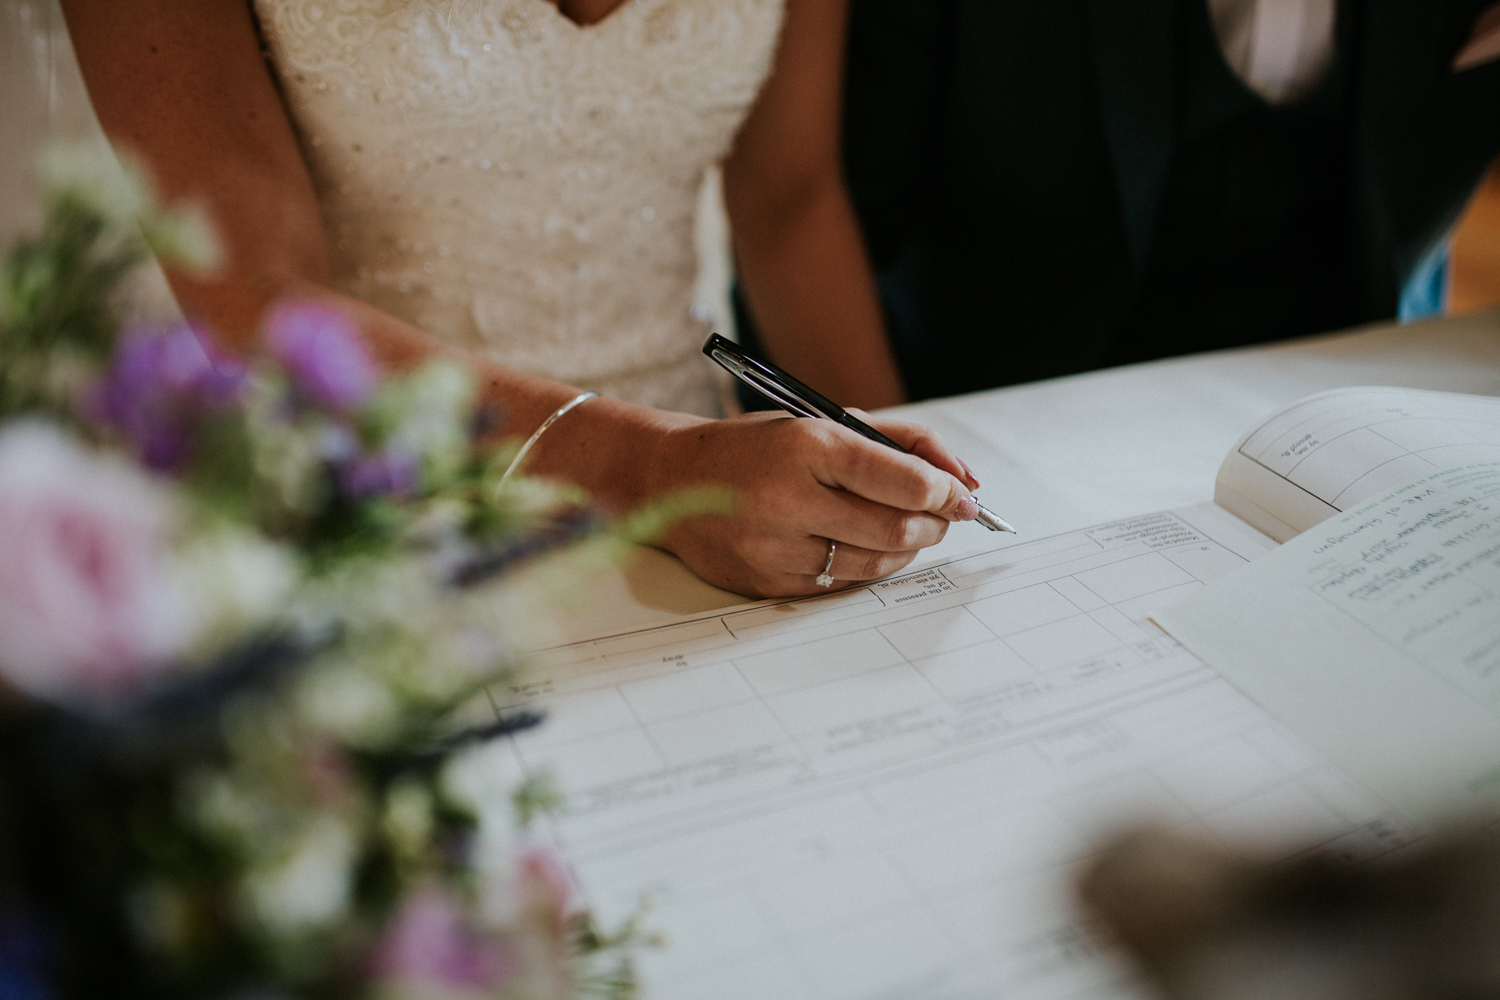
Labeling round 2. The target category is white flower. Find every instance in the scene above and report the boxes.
[174,526,299,654]
[243,375,332,518]
[442,742,527,898]
[41,142,222,272]
[0,421,194,704]
[40,141,150,226]
[382,779,435,861]
[295,661,400,747]
[381,360,477,484]
[140,205,222,273]
[242,815,357,934]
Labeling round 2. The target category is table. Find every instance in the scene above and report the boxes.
[546,308,1500,643]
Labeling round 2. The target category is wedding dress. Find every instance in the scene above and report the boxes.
[252,0,786,417]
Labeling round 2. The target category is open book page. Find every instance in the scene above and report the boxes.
[1216,386,1500,541]
[1158,462,1500,825]
[460,508,1403,1000]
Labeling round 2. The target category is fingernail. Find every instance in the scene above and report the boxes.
[955,496,980,521]
[958,459,980,488]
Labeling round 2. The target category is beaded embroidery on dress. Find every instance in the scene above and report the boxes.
[252,0,786,417]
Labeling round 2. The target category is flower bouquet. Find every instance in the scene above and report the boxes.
[0,149,655,1000]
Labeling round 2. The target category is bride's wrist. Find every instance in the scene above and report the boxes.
[519,395,708,514]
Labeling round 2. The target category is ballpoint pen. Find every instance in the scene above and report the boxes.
[702,333,1017,533]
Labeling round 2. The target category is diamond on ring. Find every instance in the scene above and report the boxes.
[816,541,836,588]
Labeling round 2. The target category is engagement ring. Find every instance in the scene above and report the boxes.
[816,540,836,588]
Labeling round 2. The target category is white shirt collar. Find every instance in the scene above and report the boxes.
[1207,0,1338,104]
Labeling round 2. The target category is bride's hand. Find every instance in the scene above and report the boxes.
[635,410,984,598]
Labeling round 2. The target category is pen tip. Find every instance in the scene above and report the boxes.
[974,503,1017,534]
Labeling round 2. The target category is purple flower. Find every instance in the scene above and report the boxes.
[264,302,379,412]
[338,449,419,500]
[90,322,248,471]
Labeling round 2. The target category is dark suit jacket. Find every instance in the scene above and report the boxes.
[832,0,1500,400]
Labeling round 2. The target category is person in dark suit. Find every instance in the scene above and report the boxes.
[739,0,1500,403]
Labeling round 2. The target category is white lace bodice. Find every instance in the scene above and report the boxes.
[252,0,785,417]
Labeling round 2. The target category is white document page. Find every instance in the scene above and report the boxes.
[471,507,1404,1000]
[1160,462,1500,825]
[1216,386,1500,540]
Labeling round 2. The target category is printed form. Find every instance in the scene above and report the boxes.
[1238,387,1500,507]
[475,509,1404,1000]
[1217,387,1500,539]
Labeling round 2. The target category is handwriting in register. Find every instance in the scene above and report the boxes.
[1308,464,1500,702]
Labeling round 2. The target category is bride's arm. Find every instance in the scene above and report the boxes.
[722,0,907,412]
[59,0,984,598]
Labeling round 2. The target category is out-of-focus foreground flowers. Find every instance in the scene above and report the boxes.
[0,145,651,999]
[0,420,191,702]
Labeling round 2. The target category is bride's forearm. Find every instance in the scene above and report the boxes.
[517,393,707,514]
[168,271,582,445]
[250,281,711,514]
[272,281,586,440]
[208,277,693,510]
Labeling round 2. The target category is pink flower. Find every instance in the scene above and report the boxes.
[264,301,379,412]
[371,883,514,992]
[514,846,576,937]
[0,422,193,704]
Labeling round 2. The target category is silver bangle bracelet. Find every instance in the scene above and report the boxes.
[495,390,598,490]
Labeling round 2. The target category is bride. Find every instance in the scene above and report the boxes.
[58,0,985,597]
